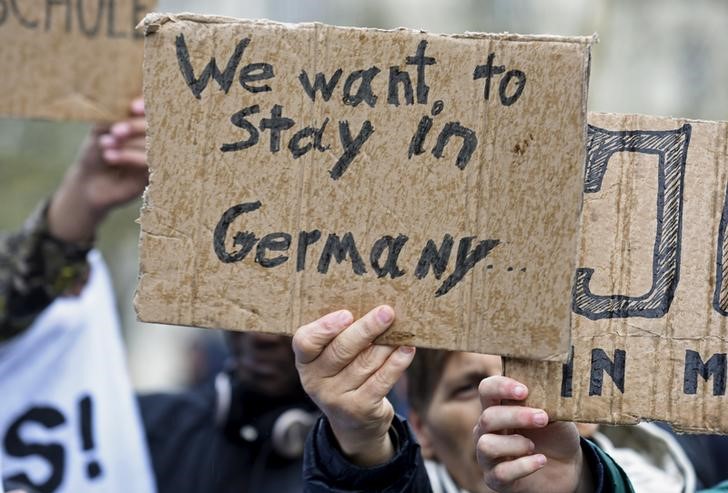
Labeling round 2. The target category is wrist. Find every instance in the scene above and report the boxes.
[47,177,104,245]
[330,423,395,467]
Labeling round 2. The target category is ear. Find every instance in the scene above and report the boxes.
[408,410,435,460]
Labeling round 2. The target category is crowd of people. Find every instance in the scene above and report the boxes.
[2,98,728,493]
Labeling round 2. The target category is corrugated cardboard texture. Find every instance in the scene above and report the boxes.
[136,13,593,361]
[0,0,153,122]
[506,112,728,433]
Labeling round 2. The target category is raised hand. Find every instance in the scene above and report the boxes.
[292,305,415,467]
[48,97,148,244]
[473,376,593,493]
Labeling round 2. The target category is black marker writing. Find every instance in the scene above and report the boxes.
[589,348,626,396]
[2,395,104,493]
[434,237,499,297]
[176,34,251,99]
[329,120,374,180]
[473,52,527,106]
[573,124,691,320]
[213,201,501,297]
[684,350,726,396]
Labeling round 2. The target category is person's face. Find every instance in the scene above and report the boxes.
[226,332,300,397]
[410,352,502,493]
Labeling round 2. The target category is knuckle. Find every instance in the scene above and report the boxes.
[291,333,313,360]
[486,464,509,489]
[479,409,493,431]
[328,338,355,364]
[292,323,314,347]
[499,378,513,398]
[291,331,305,352]
[356,346,377,371]
[518,408,534,427]
[478,378,491,397]
[476,433,494,455]
[359,317,380,341]
[370,368,391,391]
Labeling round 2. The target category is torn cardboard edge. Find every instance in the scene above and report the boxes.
[140,12,596,45]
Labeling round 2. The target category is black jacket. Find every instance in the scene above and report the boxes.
[139,373,317,493]
[304,414,431,492]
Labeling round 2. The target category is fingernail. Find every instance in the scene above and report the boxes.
[532,411,548,426]
[103,149,119,161]
[132,98,145,114]
[337,310,353,326]
[513,384,527,399]
[398,346,415,354]
[534,454,546,467]
[111,122,130,136]
[98,134,116,148]
[376,306,393,324]
[528,440,536,453]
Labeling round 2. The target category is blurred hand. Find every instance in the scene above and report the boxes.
[292,305,415,467]
[473,376,592,493]
[48,97,148,244]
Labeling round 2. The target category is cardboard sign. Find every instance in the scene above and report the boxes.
[0,0,153,121]
[506,112,728,433]
[135,13,593,360]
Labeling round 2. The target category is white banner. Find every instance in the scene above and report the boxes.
[0,251,156,493]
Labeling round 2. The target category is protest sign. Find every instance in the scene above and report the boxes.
[506,112,728,433]
[0,0,153,121]
[135,14,593,360]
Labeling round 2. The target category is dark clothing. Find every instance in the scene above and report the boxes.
[702,482,728,493]
[303,414,632,493]
[304,415,430,492]
[140,374,317,493]
[655,423,728,489]
[0,200,90,342]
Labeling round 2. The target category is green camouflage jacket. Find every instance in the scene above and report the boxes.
[0,201,91,342]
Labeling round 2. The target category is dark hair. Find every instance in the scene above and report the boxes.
[406,347,455,416]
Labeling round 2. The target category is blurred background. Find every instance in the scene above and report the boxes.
[1,0,726,391]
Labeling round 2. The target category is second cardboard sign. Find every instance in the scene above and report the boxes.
[507,112,728,433]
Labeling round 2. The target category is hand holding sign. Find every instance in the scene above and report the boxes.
[48,98,148,245]
[292,305,415,467]
[473,376,590,493]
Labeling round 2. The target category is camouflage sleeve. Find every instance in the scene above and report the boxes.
[0,200,92,342]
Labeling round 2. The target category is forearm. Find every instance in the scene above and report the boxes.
[0,201,91,341]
